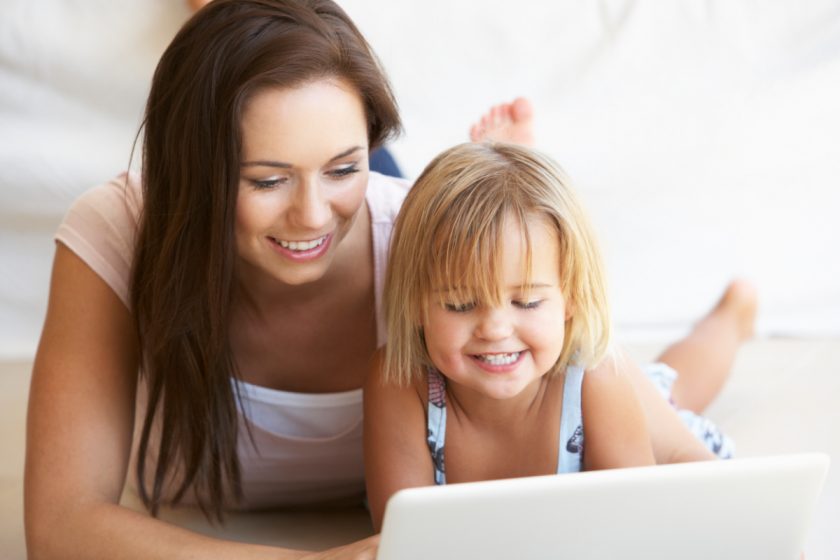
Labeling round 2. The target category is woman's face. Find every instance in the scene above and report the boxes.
[236,79,370,287]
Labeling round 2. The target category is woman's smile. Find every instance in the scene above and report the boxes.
[267,232,333,261]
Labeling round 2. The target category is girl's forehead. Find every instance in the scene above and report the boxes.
[428,223,560,293]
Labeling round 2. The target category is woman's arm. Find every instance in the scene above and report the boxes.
[580,353,656,470]
[25,244,377,560]
[363,350,435,532]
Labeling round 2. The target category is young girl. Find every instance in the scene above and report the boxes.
[364,142,753,530]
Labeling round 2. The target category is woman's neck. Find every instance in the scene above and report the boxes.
[227,201,376,392]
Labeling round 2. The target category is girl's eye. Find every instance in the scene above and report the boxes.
[514,300,543,310]
[328,164,360,178]
[250,177,287,190]
[444,302,475,313]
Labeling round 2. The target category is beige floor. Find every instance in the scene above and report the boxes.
[2,338,838,559]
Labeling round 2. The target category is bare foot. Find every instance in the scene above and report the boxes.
[469,97,535,146]
[187,0,211,12]
[714,278,758,342]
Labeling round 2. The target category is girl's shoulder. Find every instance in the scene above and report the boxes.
[578,356,629,407]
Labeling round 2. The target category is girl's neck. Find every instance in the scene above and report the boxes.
[445,375,556,430]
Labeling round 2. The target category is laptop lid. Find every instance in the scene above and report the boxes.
[377,453,829,560]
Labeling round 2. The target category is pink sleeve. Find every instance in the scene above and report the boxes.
[54,173,142,309]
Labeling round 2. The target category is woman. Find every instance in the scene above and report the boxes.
[25,1,751,558]
[27,1,397,557]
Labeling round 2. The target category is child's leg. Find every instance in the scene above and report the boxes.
[655,279,758,413]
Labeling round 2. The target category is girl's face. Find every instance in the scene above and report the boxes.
[422,215,570,400]
[235,79,370,287]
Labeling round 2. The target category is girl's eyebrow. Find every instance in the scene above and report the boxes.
[434,283,554,293]
[240,146,365,168]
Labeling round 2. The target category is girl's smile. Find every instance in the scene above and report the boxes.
[422,214,570,401]
[470,350,527,373]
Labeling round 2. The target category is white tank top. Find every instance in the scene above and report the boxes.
[56,171,411,509]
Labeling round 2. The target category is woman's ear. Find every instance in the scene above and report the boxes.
[564,297,574,321]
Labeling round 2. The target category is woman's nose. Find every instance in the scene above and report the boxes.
[289,178,331,230]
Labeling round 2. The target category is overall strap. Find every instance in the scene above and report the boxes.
[557,364,585,473]
[426,368,447,484]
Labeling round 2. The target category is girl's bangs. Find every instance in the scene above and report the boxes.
[428,206,535,309]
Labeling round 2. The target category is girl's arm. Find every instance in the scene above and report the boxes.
[25,244,377,560]
[580,351,657,470]
[363,350,435,532]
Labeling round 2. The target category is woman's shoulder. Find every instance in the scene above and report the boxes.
[64,172,143,224]
[366,171,411,224]
[55,172,143,309]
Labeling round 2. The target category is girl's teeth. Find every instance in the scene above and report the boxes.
[277,236,326,251]
[477,352,521,366]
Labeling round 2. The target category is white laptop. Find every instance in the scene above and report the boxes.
[377,453,829,560]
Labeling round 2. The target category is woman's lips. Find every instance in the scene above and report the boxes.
[267,233,332,261]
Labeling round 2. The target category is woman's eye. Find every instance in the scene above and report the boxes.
[328,164,360,178]
[514,300,542,310]
[444,302,476,313]
[249,177,287,190]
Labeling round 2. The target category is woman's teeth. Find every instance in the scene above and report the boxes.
[275,235,327,251]
[476,352,521,366]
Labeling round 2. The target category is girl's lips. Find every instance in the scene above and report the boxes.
[469,350,527,373]
[267,233,332,262]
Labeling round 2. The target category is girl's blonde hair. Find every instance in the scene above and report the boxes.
[383,142,611,386]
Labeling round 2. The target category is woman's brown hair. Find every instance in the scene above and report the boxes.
[131,0,400,520]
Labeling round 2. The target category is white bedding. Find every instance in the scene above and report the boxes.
[1,0,838,357]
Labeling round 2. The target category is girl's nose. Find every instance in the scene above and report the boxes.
[290,178,331,230]
[474,307,514,341]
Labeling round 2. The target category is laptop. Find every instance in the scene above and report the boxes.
[376,453,829,560]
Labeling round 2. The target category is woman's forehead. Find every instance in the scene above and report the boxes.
[240,79,368,164]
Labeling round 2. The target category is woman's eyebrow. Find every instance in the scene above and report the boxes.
[240,160,292,168]
[329,145,365,162]
[240,146,365,168]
